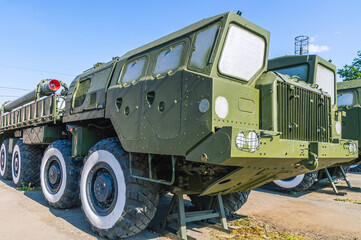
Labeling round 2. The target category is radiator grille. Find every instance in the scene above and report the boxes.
[277,81,331,142]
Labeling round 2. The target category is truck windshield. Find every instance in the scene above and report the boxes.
[337,92,354,107]
[316,64,335,105]
[219,25,265,81]
[275,64,309,82]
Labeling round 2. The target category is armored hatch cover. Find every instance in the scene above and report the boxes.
[337,79,361,90]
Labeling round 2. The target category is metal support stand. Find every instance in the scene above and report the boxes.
[316,166,352,195]
[161,192,230,240]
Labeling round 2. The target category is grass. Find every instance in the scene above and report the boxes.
[216,217,307,240]
[17,182,40,191]
[334,198,361,205]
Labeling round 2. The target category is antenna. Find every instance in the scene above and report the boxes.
[294,35,309,55]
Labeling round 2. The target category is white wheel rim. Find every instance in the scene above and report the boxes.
[273,174,305,189]
[11,145,21,184]
[80,150,126,229]
[40,148,67,203]
[0,143,7,176]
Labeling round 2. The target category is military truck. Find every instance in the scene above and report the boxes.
[0,12,358,239]
[337,79,361,171]
[266,55,353,192]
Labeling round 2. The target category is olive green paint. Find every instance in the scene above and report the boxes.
[69,127,104,159]
[0,12,358,195]
[337,79,361,144]
[23,126,62,145]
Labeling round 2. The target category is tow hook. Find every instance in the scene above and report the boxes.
[306,152,318,170]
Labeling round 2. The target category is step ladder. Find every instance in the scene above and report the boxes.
[161,192,231,240]
[316,166,352,195]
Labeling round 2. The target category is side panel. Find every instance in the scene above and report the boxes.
[63,62,117,123]
[342,108,361,143]
[212,78,260,130]
[144,71,183,140]
[23,126,62,144]
[107,82,144,140]
[106,71,213,156]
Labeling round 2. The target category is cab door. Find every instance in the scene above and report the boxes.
[143,41,188,140]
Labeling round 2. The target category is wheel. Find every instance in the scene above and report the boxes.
[189,191,250,216]
[12,140,43,187]
[349,164,361,172]
[272,171,318,192]
[334,166,350,178]
[80,138,160,239]
[0,139,12,180]
[40,140,81,209]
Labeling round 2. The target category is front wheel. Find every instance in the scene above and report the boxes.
[80,138,159,239]
[272,171,318,192]
[40,140,81,209]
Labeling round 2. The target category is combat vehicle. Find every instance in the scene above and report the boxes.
[0,12,358,239]
[337,79,361,171]
[266,55,353,192]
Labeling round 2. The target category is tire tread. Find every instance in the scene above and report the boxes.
[81,138,160,239]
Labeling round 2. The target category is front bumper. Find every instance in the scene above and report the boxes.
[186,127,358,195]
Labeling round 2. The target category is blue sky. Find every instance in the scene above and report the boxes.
[0,0,360,103]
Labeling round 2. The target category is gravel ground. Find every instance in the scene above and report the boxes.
[0,173,360,239]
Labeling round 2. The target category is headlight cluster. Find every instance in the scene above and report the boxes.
[236,131,259,152]
[349,142,357,154]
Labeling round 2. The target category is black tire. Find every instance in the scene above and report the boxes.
[271,171,318,192]
[11,140,42,187]
[335,166,350,178]
[189,191,250,216]
[0,139,12,180]
[349,164,361,172]
[80,138,160,239]
[40,140,81,209]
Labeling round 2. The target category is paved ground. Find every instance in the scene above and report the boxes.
[0,173,360,239]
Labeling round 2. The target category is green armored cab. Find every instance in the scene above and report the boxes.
[264,55,355,191]
[337,79,361,171]
[0,12,358,239]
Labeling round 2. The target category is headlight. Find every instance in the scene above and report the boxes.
[246,131,259,152]
[349,142,357,154]
[335,122,341,135]
[215,96,228,119]
[236,132,246,149]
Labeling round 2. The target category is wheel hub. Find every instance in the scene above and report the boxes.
[44,156,63,194]
[0,151,4,169]
[14,157,19,172]
[48,165,61,185]
[93,173,113,203]
[87,162,118,216]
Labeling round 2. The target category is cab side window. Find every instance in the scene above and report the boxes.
[189,24,219,69]
[154,44,183,75]
[121,58,146,84]
[73,79,90,108]
[337,92,354,107]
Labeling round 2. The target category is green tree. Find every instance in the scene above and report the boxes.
[338,50,361,81]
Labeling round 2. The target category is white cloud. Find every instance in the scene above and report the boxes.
[309,36,318,42]
[309,44,330,53]
[335,31,341,35]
